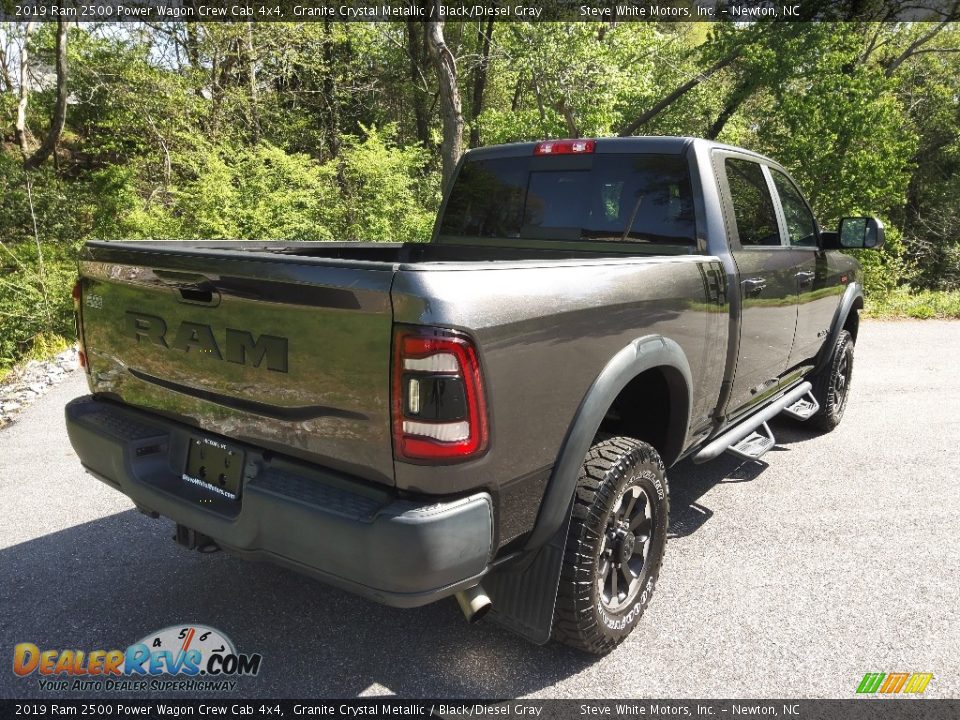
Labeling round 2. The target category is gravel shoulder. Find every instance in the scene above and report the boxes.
[1,321,958,700]
[0,347,80,429]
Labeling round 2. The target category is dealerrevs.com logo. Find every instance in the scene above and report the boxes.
[13,625,263,692]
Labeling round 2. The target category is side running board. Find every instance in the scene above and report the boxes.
[692,382,813,464]
[782,390,820,421]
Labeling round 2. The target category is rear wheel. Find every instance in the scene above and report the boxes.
[552,436,669,655]
[810,329,854,432]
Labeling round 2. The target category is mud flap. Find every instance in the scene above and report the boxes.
[483,503,572,645]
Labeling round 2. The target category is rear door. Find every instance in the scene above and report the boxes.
[716,154,798,417]
[79,243,397,486]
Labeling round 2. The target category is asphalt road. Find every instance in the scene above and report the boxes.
[1,320,958,700]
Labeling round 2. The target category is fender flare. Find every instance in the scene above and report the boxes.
[814,282,863,375]
[523,334,693,554]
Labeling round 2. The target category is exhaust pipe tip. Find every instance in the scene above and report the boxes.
[455,584,492,623]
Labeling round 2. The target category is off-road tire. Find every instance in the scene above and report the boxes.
[552,436,669,655]
[810,329,854,432]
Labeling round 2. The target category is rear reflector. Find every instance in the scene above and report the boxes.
[534,139,595,155]
[392,326,489,463]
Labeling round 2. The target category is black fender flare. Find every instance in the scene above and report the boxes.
[814,282,863,375]
[484,336,693,644]
[523,334,693,554]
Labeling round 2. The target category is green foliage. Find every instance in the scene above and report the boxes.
[864,288,960,319]
[81,127,436,243]
[174,143,338,241]
[850,233,906,299]
[2,19,959,374]
[337,126,436,242]
[893,26,960,291]
[0,238,77,370]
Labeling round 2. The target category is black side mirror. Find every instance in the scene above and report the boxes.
[838,217,885,249]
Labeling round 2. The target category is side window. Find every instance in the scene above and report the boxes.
[724,158,781,247]
[771,169,818,247]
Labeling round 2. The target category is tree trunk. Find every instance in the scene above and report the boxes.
[244,21,260,143]
[617,50,740,137]
[427,15,464,192]
[0,40,12,92]
[24,18,69,170]
[559,100,579,138]
[15,22,35,161]
[706,78,755,140]
[182,2,200,65]
[469,19,494,148]
[406,19,431,147]
[511,73,523,111]
[208,38,239,137]
[322,18,341,159]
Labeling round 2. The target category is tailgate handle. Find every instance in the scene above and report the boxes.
[178,284,220,306]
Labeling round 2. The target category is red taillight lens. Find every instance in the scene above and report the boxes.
[392,326,489,462]
[71,278,90,374]
[533,139,595,155]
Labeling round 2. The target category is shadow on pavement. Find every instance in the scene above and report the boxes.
[666,416,821,539]
[0,508,594,699]
[0,418,828,699]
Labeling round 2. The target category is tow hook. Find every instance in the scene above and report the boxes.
[173,524,220,553]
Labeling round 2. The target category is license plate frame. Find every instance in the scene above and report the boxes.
[183,437,245,501]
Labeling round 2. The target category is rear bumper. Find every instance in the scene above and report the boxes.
[65,395,493,607]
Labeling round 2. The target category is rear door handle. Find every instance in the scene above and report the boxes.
[742,277,767,296]
[795,271,815,287]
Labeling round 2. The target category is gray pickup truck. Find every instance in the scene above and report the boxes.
[66,137,883,654]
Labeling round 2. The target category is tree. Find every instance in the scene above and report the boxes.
[13,22,34,160]
[426,14,463,191]
[20,19,70,170]
[468,19,495,148]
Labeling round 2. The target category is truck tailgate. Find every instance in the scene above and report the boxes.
[78,243,397,486]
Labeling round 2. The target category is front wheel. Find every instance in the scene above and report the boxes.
[810,329,854,432]
[552,436,669,655]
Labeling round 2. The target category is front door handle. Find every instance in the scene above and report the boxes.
[795,271,815,287]
[742,277,767,296]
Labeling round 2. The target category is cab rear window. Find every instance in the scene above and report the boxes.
[438,153,696,247]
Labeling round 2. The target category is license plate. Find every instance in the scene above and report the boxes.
[183,437,244,501]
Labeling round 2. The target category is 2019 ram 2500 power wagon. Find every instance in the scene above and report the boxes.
[66,136,884,654]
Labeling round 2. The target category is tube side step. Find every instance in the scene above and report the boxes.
[727,422,775,461]
[782,391,820,421]
[692,382,812,464]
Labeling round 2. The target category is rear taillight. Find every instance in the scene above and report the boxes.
[392,326,488,462]
[533,139,595,155]
[72,278,89,373]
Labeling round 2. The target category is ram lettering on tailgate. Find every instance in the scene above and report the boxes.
[125,311,288,373]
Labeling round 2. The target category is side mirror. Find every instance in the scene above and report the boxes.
[838,217,885,250]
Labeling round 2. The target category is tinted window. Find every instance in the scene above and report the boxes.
[771,169,818,247]
[724,158,781,247]
[439,153,696,247]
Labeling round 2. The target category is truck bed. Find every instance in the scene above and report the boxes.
[76,239,709,493]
